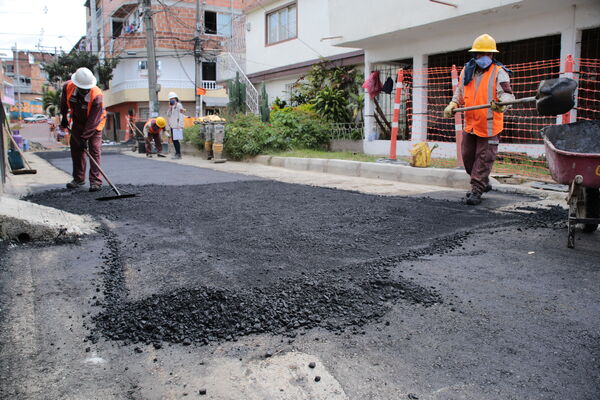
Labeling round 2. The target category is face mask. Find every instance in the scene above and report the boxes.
[169,99,176,105]
[475,56,493,69]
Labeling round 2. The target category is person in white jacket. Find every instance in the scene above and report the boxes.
[167,92,186,159]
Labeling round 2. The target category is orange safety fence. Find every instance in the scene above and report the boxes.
[390,56,600,180]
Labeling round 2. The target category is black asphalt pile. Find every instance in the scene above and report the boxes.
[91,272,440,346]
[544,120,600,154]
[510,204,567,228]
[25,180,508,346]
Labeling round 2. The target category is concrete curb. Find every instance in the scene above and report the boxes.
[250,156,568,200]
[0,195,97,241]
[252,156,476,190]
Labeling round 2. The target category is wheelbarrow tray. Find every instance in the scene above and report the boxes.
[542,120,600,188]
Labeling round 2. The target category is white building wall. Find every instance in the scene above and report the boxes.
[245,0,359,75]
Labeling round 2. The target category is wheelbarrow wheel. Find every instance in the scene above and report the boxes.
[582,187,599,233]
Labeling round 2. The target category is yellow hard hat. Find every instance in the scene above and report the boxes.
[155,117,167,128]
[469,34,499,53]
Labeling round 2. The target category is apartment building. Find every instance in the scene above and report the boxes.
[3,51,54,119]
[326,0,600,157]
[240,0,363,106]
[85,0,244,135]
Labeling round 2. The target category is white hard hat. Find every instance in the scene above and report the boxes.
[71,67,97,89]
[168,92,178,99]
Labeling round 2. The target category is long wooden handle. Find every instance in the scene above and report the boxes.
[454,96,536,112]
[83,148,121,197]
[4,121,34,170]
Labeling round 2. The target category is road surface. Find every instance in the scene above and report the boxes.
[1,151,598,400]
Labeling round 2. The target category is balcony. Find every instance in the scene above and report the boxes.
[202,81,223,90]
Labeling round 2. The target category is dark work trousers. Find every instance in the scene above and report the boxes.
[171,128,181,155]
[461,131,500,194]
[70,132,103,185]
[145,132,163,154]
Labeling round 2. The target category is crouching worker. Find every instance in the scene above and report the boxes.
[60,67,106,192]
[444,34,514,205]
[144,116,167,158]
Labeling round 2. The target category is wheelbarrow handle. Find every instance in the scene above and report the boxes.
[454,96,536,112]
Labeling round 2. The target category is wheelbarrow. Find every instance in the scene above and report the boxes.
[542,120,600,248]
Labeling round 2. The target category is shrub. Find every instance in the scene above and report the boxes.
[270,106,331,149]
[183,125,204,150]
[224,114,288,160]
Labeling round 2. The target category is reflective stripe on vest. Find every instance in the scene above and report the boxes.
[463,65,503,137]
[65,81,107,131]
[144,119,161,134]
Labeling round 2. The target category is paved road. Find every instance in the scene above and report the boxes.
[1,152,599,400]
[17,122,64,150]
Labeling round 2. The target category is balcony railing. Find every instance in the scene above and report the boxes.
[202,81,222,90]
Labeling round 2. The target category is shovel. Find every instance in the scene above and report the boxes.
[3,117,37,175]
[453,77,577,116]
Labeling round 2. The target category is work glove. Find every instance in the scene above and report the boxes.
[60,117,68,130]
[490,100,508,113]
[443,101,458,118]
[81,139,89,151]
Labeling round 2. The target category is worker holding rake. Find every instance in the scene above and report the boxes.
[444,34,515,205]
[60,67,107,192]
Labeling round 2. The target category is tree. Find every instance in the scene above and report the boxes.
[43,51,119,90]
[42,85,61,116]
[259,84,270,122]
[228,72,247,114]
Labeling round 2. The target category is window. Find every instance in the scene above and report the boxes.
[138,60,160,70]
[204,11,231,36]
[202,62,216,81]
[205,11,217,34]
[5,64,14,74]
[112,19,123,38]
[266,3,297,45]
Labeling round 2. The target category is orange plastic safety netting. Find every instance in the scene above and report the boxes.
[392,57,599,179]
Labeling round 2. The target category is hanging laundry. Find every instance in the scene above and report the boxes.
[381,77,394,94]
[362,71,383,99]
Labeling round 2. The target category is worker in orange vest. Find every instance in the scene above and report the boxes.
[60,67,107,192]
[444,34,515,205]
[143,116,167,157]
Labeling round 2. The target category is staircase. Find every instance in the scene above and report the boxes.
[219,52,259,115]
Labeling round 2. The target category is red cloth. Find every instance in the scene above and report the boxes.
[69,132,103,185]
[362,71,383,99]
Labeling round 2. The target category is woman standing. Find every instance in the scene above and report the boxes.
[167,92,186,159]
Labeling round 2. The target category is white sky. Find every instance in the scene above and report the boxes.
[0,0,86,57]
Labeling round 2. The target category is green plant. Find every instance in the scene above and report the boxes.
[42,86,61,116]
[224,114,288,160]
[272,96,287,109]
[270,106,331,149]
[228,72,247,114]
[43,51,119,89]
[183,125,204,150]
[259,85,270,122]
[313,88,350,123]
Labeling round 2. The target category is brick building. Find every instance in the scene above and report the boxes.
[3,51,54,119]
[85,0,244,137]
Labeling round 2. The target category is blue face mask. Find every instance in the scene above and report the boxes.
[475,56,493,69]
[169,99,176,105]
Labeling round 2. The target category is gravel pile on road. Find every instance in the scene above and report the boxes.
[510,205,567,228]
[90,271,440,346]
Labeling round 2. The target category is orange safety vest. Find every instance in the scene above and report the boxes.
[144,119,162,134]
[65,81,106,131]
[463,64,503,137]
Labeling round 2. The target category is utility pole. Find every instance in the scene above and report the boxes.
[143,0,159,115]
[90,0,98,54]
[194,0,203,117]
[13,43,22,121]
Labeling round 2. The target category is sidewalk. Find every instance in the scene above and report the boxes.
[125,149,461,197]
